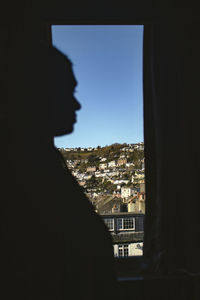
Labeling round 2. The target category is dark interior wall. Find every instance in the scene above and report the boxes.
[143,23,200,272]
[35,1,200,25]
[142,21,200,300]
[1,1,199,26]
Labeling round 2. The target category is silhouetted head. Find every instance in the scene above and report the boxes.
[42,46,81,136]
[11,42,81,139]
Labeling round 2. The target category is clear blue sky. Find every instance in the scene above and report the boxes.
[52,25,144,148]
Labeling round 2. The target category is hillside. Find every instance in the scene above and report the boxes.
[57,142,145,214]
[59,143,144,168]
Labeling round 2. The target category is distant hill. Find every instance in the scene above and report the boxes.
[58,143,144,167]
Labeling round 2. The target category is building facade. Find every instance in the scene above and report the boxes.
[101,212,144,257]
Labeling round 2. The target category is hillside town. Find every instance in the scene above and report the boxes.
[58,142,145,215]
[58,142,145,257]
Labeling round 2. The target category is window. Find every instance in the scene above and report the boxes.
[52,25,144,277]
[117,218,135,231]
[104,218,114,231]
[118,244,129,257]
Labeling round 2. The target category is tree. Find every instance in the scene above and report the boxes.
[78,163,87,173]
[88,155,99,164]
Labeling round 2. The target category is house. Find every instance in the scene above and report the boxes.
[83,174,92,180]
[138,192,145,201]
[112,191,121,198]
[113,179,129,185]
[121,187,133,199]
[141,158,145,170]
[81,159,88,164]
[126,162,135,167]
[78,180,86,186]
[127,200,136,212]
[138,143,144,151]
[106,171,119,177]
[99,163,107,170]
[92,192,99,198]
[108,160,116,168]
[117,158,127,166]
[86,166,97,172]
[131,171,145,184]
[139,183,145,193]
[94,171,103,178]
[102,212,144,257]
[121,147,129,152]
[74,173,84,180]
[100,157,107,162]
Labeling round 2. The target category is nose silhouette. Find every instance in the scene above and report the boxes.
[74,97,81,111]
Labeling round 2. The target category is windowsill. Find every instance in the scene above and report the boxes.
[116,270,198,299]
[116,262,200,282]
[115,256,144,278]
[118,276,144,281]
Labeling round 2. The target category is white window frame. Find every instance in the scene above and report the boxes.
[118,244,129,257]
[117,217,135,231]
[104,218,114,231]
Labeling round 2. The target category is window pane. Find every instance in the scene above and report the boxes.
[124,245,129,257]
[118,245,123,257]
[52,25,144,258]
[117,218,123,230]
[118,244,129,257]
[123,218,134,229]
[104,218,114,231]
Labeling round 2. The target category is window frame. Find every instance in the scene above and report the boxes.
[117,217,135,231]
[118,244,129,257]
[50,24,146,279]
[104,218,114,231]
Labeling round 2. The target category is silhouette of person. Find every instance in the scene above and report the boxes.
[0,42,116,299]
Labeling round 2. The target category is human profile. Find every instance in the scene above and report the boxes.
[0,42,116,299]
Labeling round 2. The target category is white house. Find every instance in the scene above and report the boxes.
[102,213,144,257]
[108,160,116,168]
[113,242,143,257]
[126,162,135,167]
[83,174,92,180]
[121,187,133,199]
[99,163,107,170]
[113,179,129,185]
[100,157,107,162]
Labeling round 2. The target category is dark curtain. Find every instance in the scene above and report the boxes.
[143,23,200,276]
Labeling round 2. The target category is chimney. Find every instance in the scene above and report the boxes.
[128,200,135,212]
